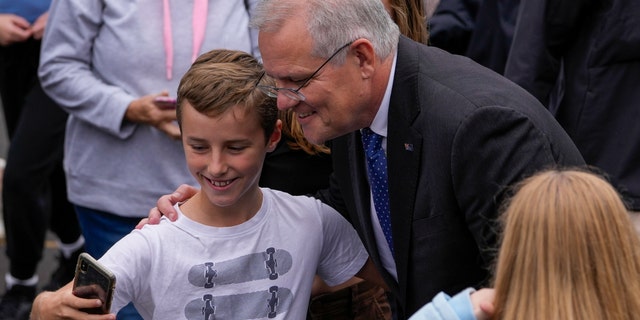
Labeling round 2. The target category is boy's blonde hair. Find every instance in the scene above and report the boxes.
[493,168,640,319]
[177,49,278,142]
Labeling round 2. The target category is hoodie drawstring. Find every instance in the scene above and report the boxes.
[163,0,208,80]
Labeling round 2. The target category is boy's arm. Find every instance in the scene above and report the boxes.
[355,258,389,292]
[30,282,116,320]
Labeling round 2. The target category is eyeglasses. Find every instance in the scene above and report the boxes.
[257,41,353,102]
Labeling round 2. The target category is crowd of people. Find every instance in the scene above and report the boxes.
[0,0,638,319]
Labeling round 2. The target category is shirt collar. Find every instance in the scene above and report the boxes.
[368,49,397,139]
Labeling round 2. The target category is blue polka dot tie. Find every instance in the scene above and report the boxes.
[361,128,394,256]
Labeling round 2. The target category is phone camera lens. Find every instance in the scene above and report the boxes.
[80,261,88,272]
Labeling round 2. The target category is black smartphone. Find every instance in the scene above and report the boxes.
[154,96,177,110]
[72,253,116,314]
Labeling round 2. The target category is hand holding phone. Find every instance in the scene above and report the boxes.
[154,96,177,110]
[72,253,116,314]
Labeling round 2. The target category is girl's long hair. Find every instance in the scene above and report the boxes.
[492,169,640,320]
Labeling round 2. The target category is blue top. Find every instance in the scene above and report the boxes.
[409,288,478,320]
[0,0,51,24]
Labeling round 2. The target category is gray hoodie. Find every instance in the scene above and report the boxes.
[39,0,259,217]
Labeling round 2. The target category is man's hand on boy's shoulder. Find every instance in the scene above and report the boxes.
[136,184,200,229]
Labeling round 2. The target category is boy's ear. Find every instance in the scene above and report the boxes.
[267,119,282,152]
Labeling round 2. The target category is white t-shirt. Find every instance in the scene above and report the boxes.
[99,188,369,319]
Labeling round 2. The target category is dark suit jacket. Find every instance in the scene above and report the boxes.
[318,36,585,318]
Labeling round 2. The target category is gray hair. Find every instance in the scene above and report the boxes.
[251,0,400,64]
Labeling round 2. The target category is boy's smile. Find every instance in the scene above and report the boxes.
[203,177,233,188]
[180,101,280,226]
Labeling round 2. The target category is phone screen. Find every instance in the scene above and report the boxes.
[154,96,177,110]
[72,253,116,314]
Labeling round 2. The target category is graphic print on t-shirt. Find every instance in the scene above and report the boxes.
[184,286,293,319]
[184,247,294,318]
[187,247,293,287]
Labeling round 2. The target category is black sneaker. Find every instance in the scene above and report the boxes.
[41,247,85,292]
[0,284,35,320]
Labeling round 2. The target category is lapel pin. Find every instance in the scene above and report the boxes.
[404,143,414,151]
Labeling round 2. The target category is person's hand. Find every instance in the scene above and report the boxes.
[124,92,180,140]
[0,14,32,46]
[155,120,181,140]
[30,283,116,320]
[470,288,495,320]
[30,11,48,40]
[136,184,199,229]
[73,284,107,307]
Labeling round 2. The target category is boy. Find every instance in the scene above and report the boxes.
[30,49,383,319]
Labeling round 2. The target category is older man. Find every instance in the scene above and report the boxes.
[150,0,584,318]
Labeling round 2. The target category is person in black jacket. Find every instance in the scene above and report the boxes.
[504,0,640,212]
[428,0,520,73]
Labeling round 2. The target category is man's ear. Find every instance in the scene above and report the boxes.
[351,39,376,79]
[267,119,282,152]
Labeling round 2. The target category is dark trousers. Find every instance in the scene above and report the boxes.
[0,38,41,138]
[1,39,82,280]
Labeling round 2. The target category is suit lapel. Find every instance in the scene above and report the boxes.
[387,36,423,306]
[341,36,424,306]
